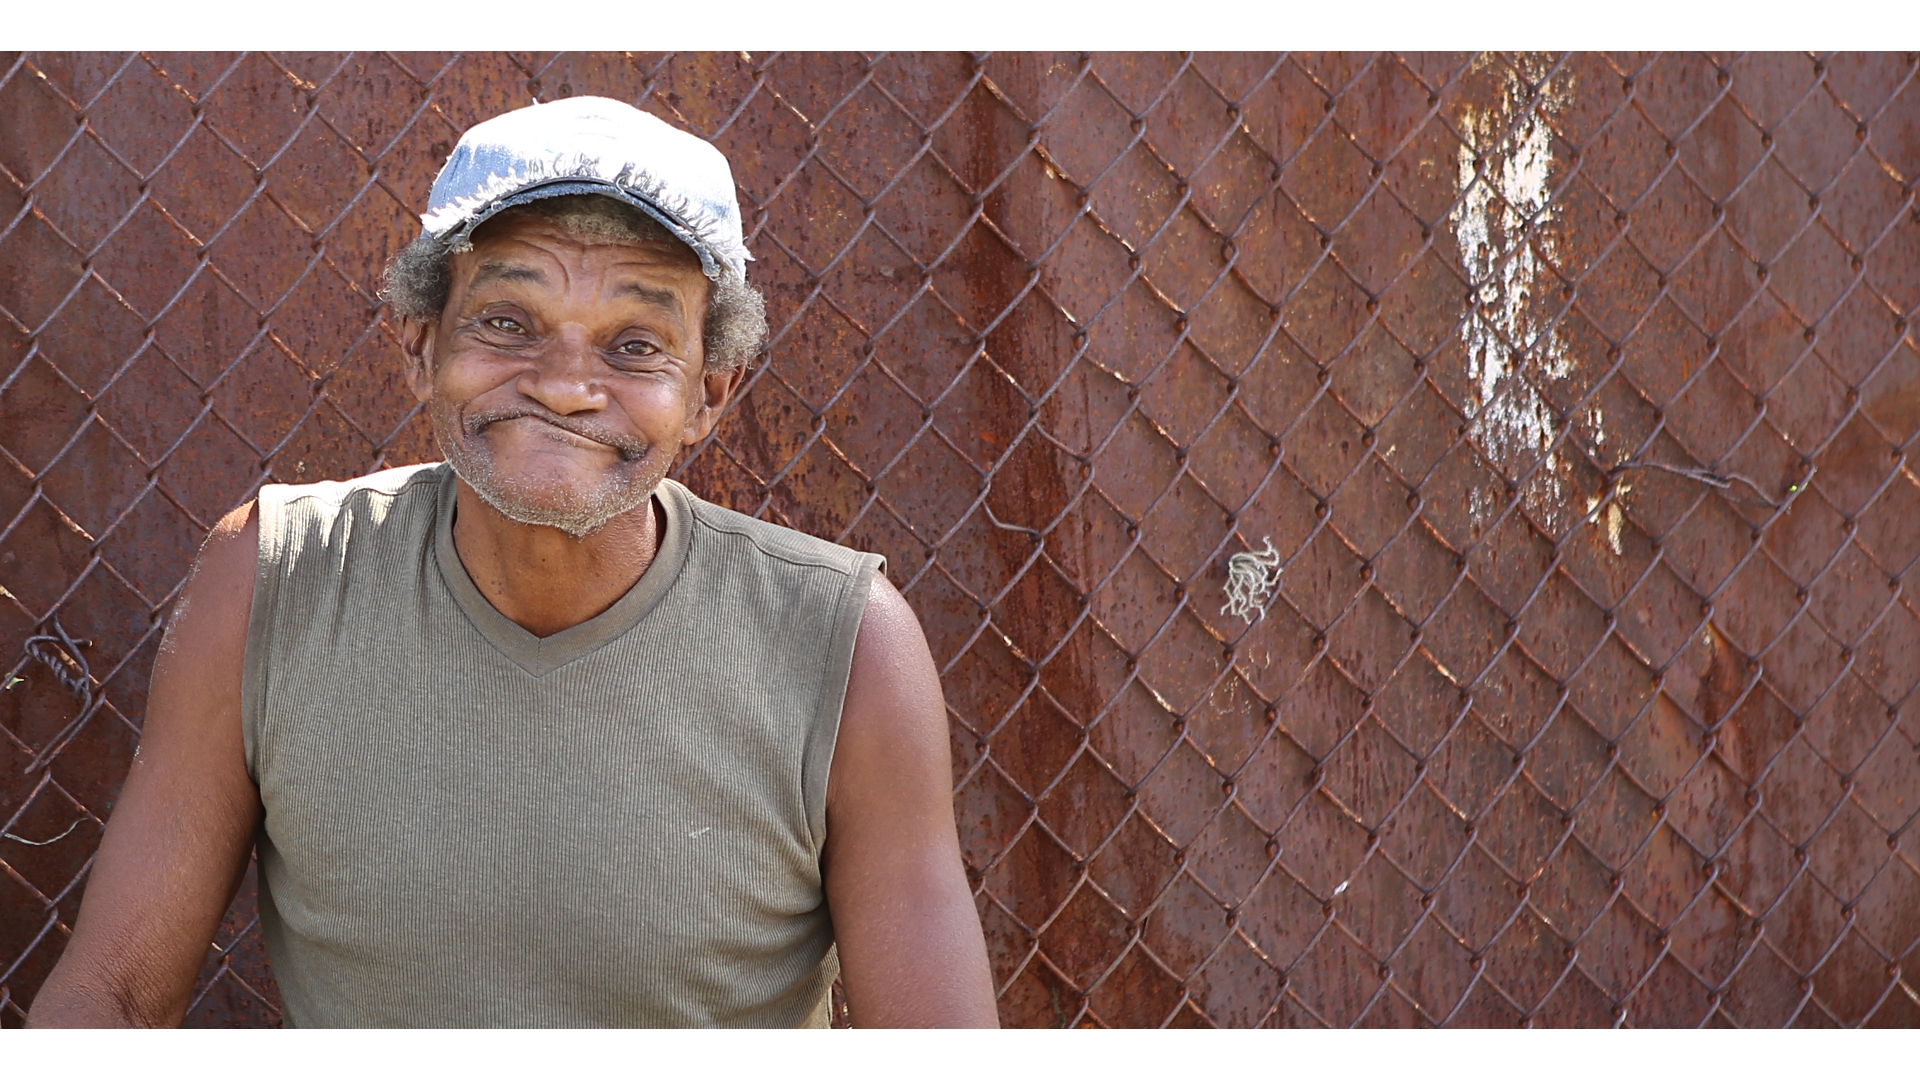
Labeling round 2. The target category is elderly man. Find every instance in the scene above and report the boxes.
[28,97,997,1028]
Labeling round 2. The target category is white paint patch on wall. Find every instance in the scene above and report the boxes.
[1449,57,1592,538]
[1581,480,1633,556]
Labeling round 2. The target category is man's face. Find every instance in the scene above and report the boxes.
[404,210,739,537]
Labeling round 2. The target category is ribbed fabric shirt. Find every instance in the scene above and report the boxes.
[241,463,883,1027]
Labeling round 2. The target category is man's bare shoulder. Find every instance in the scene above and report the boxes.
[847,576,931,677]
[834,574,946,787]
[188,501,260,614]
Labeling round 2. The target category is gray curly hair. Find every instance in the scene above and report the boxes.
[382,193,767,373]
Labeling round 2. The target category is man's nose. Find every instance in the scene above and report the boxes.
[517,327,608,415]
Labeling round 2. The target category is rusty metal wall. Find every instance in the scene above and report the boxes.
[2,52,1917,1028]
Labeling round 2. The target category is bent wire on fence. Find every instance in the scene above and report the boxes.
[19,618,97,776]
[1221,537,1283,624]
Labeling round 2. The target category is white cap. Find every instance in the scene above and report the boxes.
[421,96,751,281]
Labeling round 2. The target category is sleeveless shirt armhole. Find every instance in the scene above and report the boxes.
[239,485,291,783]
[803,551,886,855]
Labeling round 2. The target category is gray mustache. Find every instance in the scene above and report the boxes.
[463,406,650,461]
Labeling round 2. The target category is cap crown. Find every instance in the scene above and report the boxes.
[422,96,750,281]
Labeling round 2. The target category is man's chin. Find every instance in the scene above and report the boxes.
[469,485,641,537]
[487,464,627,498]
[452,463,665,539]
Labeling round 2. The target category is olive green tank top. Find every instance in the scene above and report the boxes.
[242,463,882,1027]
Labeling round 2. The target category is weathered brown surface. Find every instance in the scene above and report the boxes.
[2,52,1917,1028]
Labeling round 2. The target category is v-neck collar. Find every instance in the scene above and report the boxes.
[431,466,692,677]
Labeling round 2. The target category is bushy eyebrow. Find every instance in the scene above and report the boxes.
[466,261,683,320]
[617,282,683,316]
[469,260,546,288]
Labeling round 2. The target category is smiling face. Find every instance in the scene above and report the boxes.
[403,205,741,537]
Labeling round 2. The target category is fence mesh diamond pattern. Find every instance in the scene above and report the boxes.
[2,51,1918,1028]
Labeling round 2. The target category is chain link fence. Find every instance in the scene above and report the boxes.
[1,51,1917,1028]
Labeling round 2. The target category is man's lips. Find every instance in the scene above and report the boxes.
[504,416,611,451]
[463,407,649,461]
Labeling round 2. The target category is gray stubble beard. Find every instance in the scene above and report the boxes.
[431,398,670,539]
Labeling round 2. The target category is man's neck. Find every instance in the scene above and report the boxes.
[449,479,662,638]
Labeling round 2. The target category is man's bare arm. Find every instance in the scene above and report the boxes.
[823,576,998,1027]
[27,504,263,1027]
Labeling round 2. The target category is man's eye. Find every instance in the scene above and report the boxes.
[617,340,659,356]
[486,316,526,333]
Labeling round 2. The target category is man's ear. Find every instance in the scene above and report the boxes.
[682,361,747,446]
[400,317,436,403]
